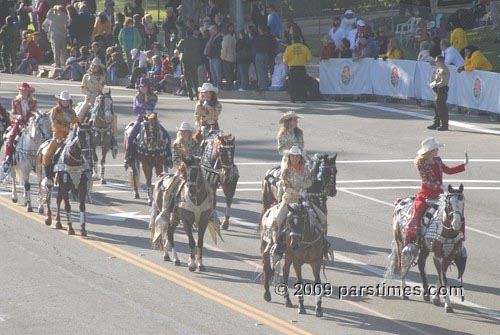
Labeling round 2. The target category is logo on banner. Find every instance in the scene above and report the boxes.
[390,66,400,87]
[473,77,481,100]
[341,64,351,85]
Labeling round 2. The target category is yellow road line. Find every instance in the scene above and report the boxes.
[0,196,311,335]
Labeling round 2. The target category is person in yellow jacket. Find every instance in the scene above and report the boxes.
[450,19,467,55]
[385,37,404,60]
[457,45,493,72]
[283,36,312,103]
[92,13,112,41]
[43,90,80,186]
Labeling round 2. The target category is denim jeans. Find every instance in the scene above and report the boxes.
[255,53,269,91]
[237,63,250,90]
[107,66,118,85]
[209,57,223,88]
[71,63,86,81]
[17,58,39,74]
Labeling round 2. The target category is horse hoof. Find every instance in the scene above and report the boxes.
[80,229,87,237]
[222,222,229,230]
[198,264,206,272]
[264,291,271,302]
[315,307,323,317]
[188,264,196,272]
[298,308,306,315]
[27,206,33,213]
[134,193,140,199]
[285,299,293,308]
[423,294,430,302]
[163,254,171,262]
[446,306,453,313]
[38,207,44,215]
[101,179,107,185]
[174,260,181,266]
[45,219,51,226]
[12,198,18,203]
[55,222,63,229]
[68,228,75,235]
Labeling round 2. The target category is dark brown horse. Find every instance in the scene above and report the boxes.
[124,115,168,206]
[39,125,94,235]
[200,131,239,229]
[260,201,331,317]
[90,91,114,185]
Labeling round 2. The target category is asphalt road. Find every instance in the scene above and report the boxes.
[1,75,499,335]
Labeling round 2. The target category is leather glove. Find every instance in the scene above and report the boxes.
[464,151,469,166]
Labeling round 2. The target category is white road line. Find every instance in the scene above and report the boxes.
[339,189,500,241]
[340,102,500,135]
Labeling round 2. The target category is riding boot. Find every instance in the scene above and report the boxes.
[43,165,54,187]
[273,229,286,258]
[124,145,134,170]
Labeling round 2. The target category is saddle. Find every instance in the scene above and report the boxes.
[394,196,442,229]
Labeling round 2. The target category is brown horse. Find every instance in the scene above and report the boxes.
[90,91,114,185]
[386,184,467,313]
[38,125,94,235]
[124,115,169,206]
[200,131,239,229]
[260,201,331,317]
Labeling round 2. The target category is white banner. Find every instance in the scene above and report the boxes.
[370,60,416,99]
[319,59,372,95]
[454,70,500,113]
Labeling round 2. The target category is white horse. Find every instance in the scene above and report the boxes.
[3,111,52,212]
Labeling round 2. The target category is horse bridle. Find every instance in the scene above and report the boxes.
[34,114,51,141]
[308,160,336,197]
[216,140,235,169]
[443,193,464,229]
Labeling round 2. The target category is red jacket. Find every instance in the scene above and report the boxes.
[320,43,336,60]
[11,98,37,124]
[416,157,465,198]
[26,40,43,62]
[37,0,50,26]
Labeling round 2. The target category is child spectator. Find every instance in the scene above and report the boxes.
[269,53,287,91]
[320,34,336,60]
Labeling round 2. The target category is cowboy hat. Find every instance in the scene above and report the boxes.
[356,20,365,27]
[279,111,303,124]
[18,82,34,92]
[55,90,71,101]
[345,9,354,15]
[198,82,219,93]
[137,77,151,87]
[284,145,303,157]
[176,122,195,132]
[417,137,444,155]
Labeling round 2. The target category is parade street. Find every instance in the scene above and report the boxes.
[1,75,499,335]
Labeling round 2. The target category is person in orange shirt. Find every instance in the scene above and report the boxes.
[457,45,493,72]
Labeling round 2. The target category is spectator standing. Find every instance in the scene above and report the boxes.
[283,36,312,103]
[124,0,144,19]
[36,0,50,34]
[16,0,31,31]
[0,16,21,74]
[77,4,95,48]
[347,20,359,53]
[103,0,115,26]
[428,55,450,131]
[43,5,68,67]
[429,36,441,58]
[457,45,493,72]
[119,17,142,74]
[341,10,357,34]
[266,4,281,37]
[92,12,112,45]
[113,12,125,48]
[236,28,252,91]
[284,18,305,46]
[254,24,273,92]
[177,27,201,100]
[440,39,464,67]
[133,13,146,50]
[143,14,158,50]
[163,7,177,54]
[31,0,40,31]
[251,1,267,29]
[221,24,236,90]
[320,35,336,60]
[205,24,223,89]
[66,5,79,47]
[450,18,467,56]
[207,0,220,24]
[328,17,346,49]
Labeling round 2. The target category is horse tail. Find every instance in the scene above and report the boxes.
[385,216,402,280]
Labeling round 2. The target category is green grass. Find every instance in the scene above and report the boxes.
[97,0,169,22]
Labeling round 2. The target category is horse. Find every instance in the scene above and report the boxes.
[260,200,331,317]
[0,104,10,152]
[386,184,467,313]
[261,153,338,217]
[200,131,239,230]
[37,125,94,234]
[124,115,168,206]
[153,157,214,271]
[2,111,52,212]
[90,91,115,185]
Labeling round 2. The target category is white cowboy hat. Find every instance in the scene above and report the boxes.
[55,90,71,101]
[284,145,303,157]
[279,111,303,124]
[417,137,444,155]
[345,9,353,15]
[198,82,219,93]
[177,122,195,132]
[356,20,365,27]
[91,57,103,66]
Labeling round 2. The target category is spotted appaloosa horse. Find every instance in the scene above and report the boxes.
[386,184,467,313]
[200,132,239,229]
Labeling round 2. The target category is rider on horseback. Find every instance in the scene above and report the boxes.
[194,83,222,143]
[79,57,118,158]
[160,122,201,224]
[272,145,313,258]
[42,90,80,186]
[124,77,171,169]
[277,111,304,156]
[403,138,468,256]
[2,83,37,176]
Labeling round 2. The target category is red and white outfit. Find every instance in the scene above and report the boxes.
[4,91,37,159]
[405,157,465,243]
